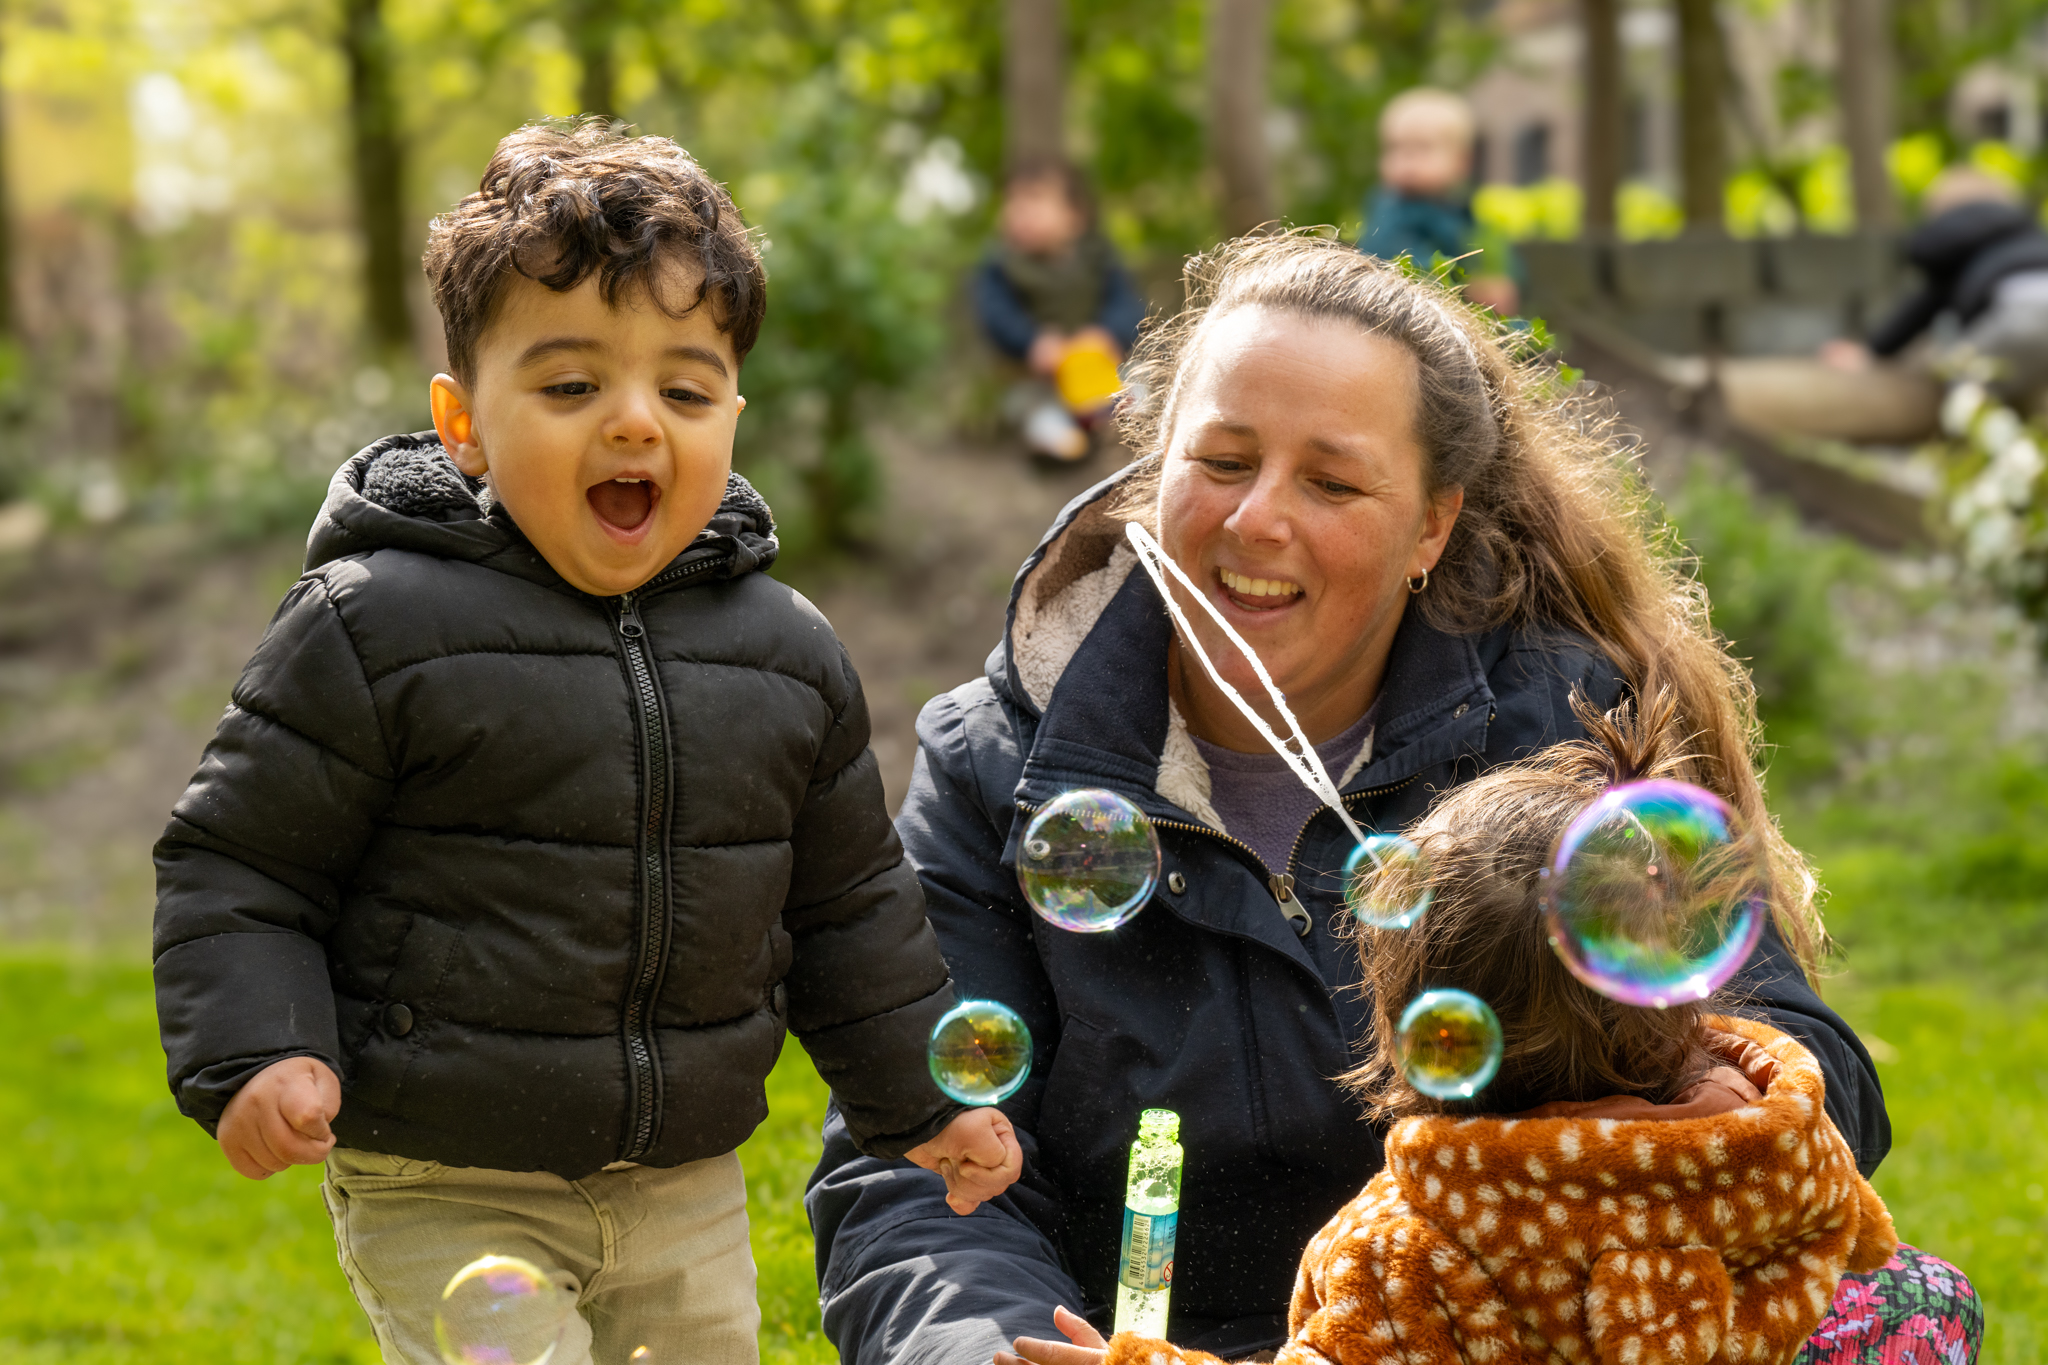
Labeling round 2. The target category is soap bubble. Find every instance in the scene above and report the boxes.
[434,1254,574,1365]
[1397,989,1503,1101]
[1541,778,1766,1009]
[1343,833,1433,929]
[1016,788,1162,933]
[928,998,1033,1105]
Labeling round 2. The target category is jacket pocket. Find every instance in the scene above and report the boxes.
[1035,1011,1119,1176]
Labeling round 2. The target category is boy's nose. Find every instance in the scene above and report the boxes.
[604,396,664,446]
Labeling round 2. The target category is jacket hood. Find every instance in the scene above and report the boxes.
[995,468,1496,836]
[304,430,779,589]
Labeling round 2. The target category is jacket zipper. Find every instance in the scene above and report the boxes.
[1021,769,1434,937]
[616,589,670,1160]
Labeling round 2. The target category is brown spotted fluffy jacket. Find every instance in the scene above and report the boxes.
[1105,1018,1896,1365]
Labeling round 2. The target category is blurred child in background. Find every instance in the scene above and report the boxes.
[1359,88,1520,317]
[975,159,1147,462]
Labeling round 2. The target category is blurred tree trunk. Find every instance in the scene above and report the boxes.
[1835,0,1895,230]
[343,0,411,355]
[1674,0,1726,233]
[0,23,14,340]
[1581,0,1623,236]
[573,0,620,120]
[1005,0,1064,169]
[1209,0,1275,236]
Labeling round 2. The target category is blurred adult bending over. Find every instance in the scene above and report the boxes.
[1823,166,2048,408]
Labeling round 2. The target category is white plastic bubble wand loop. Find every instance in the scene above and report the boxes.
[1124,521,1371,852]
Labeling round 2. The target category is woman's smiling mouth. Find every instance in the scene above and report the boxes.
[587,476,659,537]
[1219,566,1303,610]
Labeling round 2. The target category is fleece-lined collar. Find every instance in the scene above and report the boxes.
[996,471,1497,845]
[304,431,779,594]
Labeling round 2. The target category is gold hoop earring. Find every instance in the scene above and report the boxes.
[1406,570,1429,594]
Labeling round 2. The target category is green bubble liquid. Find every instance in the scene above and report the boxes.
[1112,1108,1183,1338]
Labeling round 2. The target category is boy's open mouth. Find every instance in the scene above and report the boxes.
[588,477,659,535]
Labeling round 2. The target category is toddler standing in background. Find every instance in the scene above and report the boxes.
[152,120,1019,1365]
[1359,87,1521,317]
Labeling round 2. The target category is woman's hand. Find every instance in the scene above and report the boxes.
[904,1107,1023,1215]
[998,1305,1108,1365]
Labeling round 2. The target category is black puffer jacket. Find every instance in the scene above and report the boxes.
[154,433,958,1177]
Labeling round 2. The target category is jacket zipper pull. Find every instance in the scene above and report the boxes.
[616,592,646,640]
[1269,873,1311,938]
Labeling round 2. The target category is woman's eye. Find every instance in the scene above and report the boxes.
[1318,479,1361,496]
[543,381,595,397]
[1201,456,1252,474]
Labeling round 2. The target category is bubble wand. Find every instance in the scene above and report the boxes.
[1124,521,1371,852]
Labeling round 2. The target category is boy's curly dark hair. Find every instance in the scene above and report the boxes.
[1344,689,1757,1120]
[423,118,766,383]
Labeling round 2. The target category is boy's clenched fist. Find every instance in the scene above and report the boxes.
[217,1056,341,1179]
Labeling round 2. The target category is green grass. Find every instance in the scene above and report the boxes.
[0,953,837,1364]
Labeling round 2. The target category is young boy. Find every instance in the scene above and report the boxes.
[1358,87,1520,316]
[153,120,1019,1365]
[974,158,1147,461]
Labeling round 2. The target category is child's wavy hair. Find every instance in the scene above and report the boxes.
[1110,233,1824,984]
[1343,689,1753,1120]
[424,118,765,385]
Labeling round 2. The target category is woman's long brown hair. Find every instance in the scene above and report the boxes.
[1111,232,1824,980]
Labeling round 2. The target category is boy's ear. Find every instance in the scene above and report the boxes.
[431,375,487,476]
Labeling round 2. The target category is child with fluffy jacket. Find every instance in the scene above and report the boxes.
[1005,694,1896,1365]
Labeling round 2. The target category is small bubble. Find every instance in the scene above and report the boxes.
[433,1254,573,1365]
[1343,833,1433,929]
[928,999,1033,1105]
[1397,990,1502,1101]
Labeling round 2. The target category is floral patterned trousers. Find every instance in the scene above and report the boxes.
[1794,1244,1983,1365]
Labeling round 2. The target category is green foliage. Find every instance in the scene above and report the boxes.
[1663,467,1870,784]
[733,81,968,551]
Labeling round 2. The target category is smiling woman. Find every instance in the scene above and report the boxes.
[806,235,1916,1365]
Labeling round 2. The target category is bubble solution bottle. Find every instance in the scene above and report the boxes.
[1112,1108,1183,1338]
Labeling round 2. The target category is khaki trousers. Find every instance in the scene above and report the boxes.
[322,1147,760,1365]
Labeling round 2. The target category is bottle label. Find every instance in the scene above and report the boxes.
[1118,1206,1177,1292]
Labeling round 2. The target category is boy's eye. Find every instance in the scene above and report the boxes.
[544,382,595,397]
[662,388,709,405]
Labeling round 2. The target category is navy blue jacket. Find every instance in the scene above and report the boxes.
[807,478,1889,1364]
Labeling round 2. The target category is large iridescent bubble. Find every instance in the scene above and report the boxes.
[1541,778,1766,1009]
[1397,989,1503,1100]
[1016,788,1162,933]
[928,998,1034,1105]
[1343,833,1433,929]
[434,1254,574,1365]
